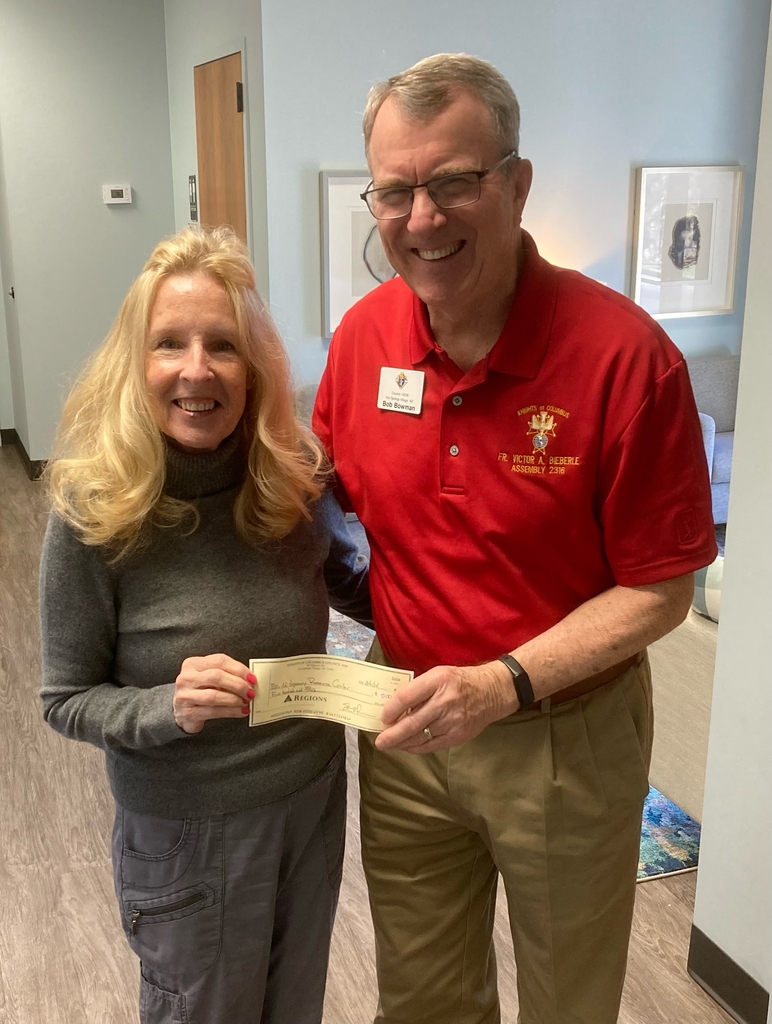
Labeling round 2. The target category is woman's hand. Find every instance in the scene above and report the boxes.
[173,654,256,734]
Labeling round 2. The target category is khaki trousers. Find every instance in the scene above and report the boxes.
[359,642,653,1024]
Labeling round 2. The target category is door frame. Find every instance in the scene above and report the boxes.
[191,38,254,258]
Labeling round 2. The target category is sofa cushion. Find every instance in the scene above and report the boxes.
[712,482,730,525]
[686,354,740,433]
[698,413,715,471]
[712,432,734,484]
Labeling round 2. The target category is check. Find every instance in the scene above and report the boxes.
[248,654,413,732]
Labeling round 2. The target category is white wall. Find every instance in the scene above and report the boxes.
[0,133,12,431]
[692,13,772,990]
[0,115,27,444]
[258,0,770,387]
[0,227,13,431]
[0,0,175,460]
[163,0,269,298]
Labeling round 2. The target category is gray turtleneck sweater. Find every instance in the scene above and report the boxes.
[39,436,371,818]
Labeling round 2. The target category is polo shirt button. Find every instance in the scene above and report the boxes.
[452,395,463,406]
[449,444,460,456]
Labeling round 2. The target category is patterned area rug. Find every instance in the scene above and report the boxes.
[327,608,375,660]
[326,612,701,882]
[638,786,700,881]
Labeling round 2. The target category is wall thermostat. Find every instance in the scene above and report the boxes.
[102,183,132,204]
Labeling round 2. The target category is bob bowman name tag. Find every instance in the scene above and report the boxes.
[377,366,425,415]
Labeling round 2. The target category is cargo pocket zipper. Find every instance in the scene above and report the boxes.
[130,890,206,935]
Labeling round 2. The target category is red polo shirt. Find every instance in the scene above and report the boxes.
[313,233,716,675]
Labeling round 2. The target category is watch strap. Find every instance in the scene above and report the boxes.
[497,654,535,710]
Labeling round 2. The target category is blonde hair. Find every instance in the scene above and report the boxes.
[47,226,326,557]
[363,53,520,163]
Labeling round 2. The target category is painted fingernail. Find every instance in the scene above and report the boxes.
[247,673,257,685]
[247,688,255,700]
[241,705,250,715]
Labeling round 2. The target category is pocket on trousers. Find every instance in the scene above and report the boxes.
[630,655,654,769]
[115,808,224,978]
[586,672,652,814]
[123,812,191,859]
[124,883,222,977]
[140,971,188,1024]
[118,807,199,889]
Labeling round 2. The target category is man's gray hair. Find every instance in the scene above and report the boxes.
[362,53,520,163]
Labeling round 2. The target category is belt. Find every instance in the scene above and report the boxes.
[524,654,640,711]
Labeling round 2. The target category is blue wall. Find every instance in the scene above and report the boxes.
[260,0,771,385]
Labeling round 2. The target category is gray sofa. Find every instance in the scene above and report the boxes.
[686,353,740,525]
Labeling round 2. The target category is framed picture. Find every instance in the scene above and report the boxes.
[632,165,744,319]
[320,170,396,339]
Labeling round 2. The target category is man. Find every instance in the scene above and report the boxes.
[313,53,715,1024]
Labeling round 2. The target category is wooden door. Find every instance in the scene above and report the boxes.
[193,52,247,242]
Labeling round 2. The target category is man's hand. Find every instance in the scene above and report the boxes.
[375,661,518,753]
[173,653,256,734]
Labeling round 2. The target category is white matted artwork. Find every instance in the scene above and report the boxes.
[632,165,743,319]
[320,170,396,339]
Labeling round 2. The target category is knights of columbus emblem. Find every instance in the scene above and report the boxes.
[527,411,557,451]
[396,372,408,389]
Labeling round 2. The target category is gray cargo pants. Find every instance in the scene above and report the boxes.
[112,748,346,1024]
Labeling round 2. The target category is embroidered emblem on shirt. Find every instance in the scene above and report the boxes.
[676,509,698,544]
[498,404,580,475]
[396,372,408,389]
[527,411,557,451]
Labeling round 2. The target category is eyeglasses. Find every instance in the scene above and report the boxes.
[360,151,519,220]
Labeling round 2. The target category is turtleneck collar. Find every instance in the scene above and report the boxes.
[163,431,246,499]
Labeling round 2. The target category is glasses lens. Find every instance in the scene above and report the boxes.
[366,187,413,219]
[428,173,481,209]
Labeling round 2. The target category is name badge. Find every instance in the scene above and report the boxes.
[377,367,425,416]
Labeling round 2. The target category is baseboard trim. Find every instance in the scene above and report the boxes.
[0,428,46,480]
[688,925,770,1024]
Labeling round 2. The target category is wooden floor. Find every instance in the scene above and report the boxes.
[0,443,733,1024]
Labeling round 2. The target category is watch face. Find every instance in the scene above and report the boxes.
[500,654,523,676]
[498,655,534,709]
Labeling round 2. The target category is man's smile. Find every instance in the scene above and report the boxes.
[414,241,465,261]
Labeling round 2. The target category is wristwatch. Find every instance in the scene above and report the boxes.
[497,654,535,711]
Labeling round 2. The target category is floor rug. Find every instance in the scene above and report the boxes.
[638,786,700,881]
[327,612,701,883]
[327,608,375,660]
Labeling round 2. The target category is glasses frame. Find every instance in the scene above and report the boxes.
[360,150,519,220]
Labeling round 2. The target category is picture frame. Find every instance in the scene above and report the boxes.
[320,170,396,339]
[632,165,744,319]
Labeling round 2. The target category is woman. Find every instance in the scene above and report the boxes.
[40,227,371,1024]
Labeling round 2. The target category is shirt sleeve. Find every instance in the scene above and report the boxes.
[598,358,717,586]
[312,349,335,460]
[318,490,373,629]
[39,515,190,751]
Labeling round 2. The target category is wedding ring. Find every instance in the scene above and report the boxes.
[423,726,433,741]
